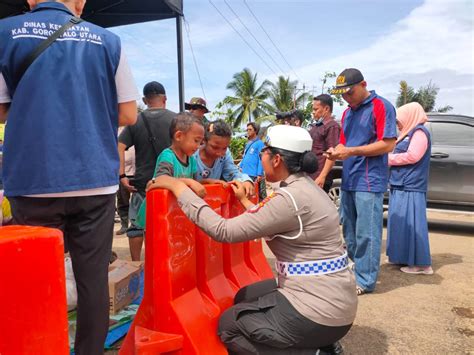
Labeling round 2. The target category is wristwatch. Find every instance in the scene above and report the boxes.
[119,174,127,179]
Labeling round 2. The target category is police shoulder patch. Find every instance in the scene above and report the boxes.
[247,192,277,213]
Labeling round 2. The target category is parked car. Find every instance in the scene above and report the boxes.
[328,113,474,212]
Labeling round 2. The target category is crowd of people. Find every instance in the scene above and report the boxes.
[0,1,434,354]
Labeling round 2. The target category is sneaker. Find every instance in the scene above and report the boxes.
[400,266,433,275]
[115,226,128,235]
[317,341,344,355]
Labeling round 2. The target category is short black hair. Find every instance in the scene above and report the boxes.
[169,112,204,140]
[314,94,333,113]
[206,120,232,140]
[247,122,260,134]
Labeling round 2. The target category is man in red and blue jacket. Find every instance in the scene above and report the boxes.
[327,68,396,295]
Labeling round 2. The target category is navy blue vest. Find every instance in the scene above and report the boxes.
[0,2,121,196]
[389,125,431,192]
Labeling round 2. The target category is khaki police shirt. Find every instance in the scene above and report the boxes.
[177,172,357,326]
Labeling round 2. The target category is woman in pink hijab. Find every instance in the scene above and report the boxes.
[386,102,433,275]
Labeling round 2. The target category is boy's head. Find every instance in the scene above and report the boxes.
[170,112,205,156]
[203,120,232,160]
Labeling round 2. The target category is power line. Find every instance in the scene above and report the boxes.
[183,17,206,101]
[223,0,286,75]
[242,0,301,81]
[208,0,279,76]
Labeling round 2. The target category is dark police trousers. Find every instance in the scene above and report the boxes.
[9,194,115,355]
[218,279,352,354]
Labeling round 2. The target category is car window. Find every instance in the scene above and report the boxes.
[430,121,473,146]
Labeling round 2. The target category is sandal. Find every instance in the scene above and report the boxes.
[356,286,366,296]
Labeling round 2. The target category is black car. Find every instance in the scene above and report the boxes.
[329,113,474,212]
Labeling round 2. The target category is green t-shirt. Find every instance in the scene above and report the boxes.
[136,148,197,228]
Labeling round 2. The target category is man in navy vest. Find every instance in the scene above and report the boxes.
[326,68,396,295]
[0,1,138,353]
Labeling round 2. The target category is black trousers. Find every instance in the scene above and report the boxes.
[9,194,115,355]
[218,279,352,355]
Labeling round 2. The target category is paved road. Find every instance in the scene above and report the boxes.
[112,210,473,354]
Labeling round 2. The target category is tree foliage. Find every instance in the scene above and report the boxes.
[223,68,273,128]
[396,80,452,113]
[396,80,416,107]
[267,76,309,113]
[229,137,247,160]
[320,71,344,106]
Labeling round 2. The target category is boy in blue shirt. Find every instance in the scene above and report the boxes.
[194,120,254,197]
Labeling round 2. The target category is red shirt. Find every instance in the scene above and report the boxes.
[308,117,341,181]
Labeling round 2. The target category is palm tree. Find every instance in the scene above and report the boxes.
[267,76,309,113]
[223,68,273,128]
[396,80,416,107]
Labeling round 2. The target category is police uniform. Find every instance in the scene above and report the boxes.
[176,126,357,354]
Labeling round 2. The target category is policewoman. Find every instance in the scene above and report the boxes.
[151,125,357,354]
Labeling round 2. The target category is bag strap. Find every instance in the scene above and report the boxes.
[16,16,83,83]
[141,113,160,158]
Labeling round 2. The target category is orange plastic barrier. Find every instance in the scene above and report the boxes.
[120,184,274,354]
[0,226,69,355]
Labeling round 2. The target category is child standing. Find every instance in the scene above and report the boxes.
[194,120,255,197]
[137,113,206,227]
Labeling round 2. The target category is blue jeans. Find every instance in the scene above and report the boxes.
[341,191,383,292]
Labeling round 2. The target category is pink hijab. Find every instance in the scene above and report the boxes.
[396,102,428,142]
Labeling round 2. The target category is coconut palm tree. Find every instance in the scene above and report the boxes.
[223,68,273,128]
[267,76,309,113]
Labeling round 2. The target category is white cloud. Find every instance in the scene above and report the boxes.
[294,0,474,115]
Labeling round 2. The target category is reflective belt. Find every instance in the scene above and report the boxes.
[276,253,349,277]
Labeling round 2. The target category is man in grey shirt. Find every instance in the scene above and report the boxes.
[119,81,176,261]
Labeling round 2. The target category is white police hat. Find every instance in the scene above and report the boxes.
[265,125,312,153]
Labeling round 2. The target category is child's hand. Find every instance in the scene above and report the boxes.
[216,180,228,189]
[201,179,228,188]
[230,181,247,201]
[242,181,255,198]
[185,179,207,198]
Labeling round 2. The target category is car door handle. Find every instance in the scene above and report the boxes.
[431,152,449,158]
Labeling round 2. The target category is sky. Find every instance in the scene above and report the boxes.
[110,0,474,119]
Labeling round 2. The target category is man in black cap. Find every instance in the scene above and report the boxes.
[326,68,397,295]
[185,97,210,124]
[118,81,177,260]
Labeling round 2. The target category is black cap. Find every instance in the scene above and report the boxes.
[331,68,364,94]
[143,81,166,96]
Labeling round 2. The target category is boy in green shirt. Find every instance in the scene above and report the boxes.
[137,113,206,227]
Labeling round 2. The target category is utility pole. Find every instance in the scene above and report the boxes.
[293,84,306,109]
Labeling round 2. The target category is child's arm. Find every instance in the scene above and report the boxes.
[200,178,228,188]
[180,178,206,198]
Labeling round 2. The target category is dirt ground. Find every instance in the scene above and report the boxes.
[111,210,473,354]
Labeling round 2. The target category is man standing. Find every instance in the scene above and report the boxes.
[309,94,340,192]
[119,81,176,261]
[327,68,396,295]
[0,1,138,354]
[185,96,210,124]
[240,122,265,200]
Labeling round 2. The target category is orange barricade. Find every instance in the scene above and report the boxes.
[0,226,69,355]
[120,184,274,354]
